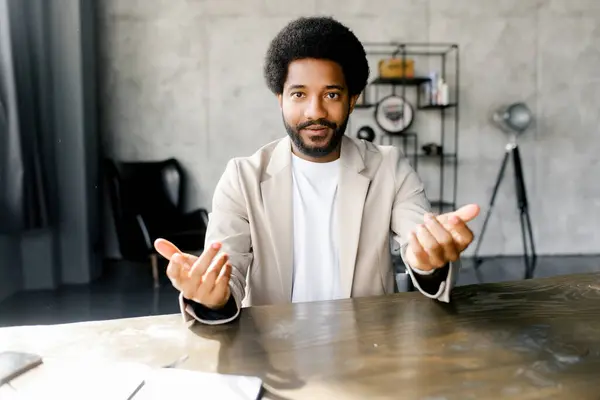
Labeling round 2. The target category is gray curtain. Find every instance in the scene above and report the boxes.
[0,0,52,233]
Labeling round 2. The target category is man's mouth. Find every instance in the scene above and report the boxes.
[303,126,329,133]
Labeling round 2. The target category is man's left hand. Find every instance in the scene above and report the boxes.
[405,204,480,272]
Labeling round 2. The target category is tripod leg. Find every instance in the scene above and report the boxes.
[518,210,531,279]
[517,198,537,279]
[512,146,529,210]
[512,146,537,279]
[524,210,537,276]
[473,149,511,269]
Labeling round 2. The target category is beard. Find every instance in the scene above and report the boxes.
[283,112,350,159]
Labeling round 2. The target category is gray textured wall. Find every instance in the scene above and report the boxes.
[97,0,600,258]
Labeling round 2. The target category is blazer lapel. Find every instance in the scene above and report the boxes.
[338,137,371,298]
[260,137,294,301]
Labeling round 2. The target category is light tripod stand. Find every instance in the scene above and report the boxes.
[472,104,537,279]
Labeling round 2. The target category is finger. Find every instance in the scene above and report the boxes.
[446,215,474,251]
[208,263,232,307]
[193,253,228,302]
[155,238,198,267]
[166,255,182,284]
[188,242,223,281]
[424,213,459,262]
[416,224,446,268]
[154,238,182,260]
[180,253,198,268]
[203,255,228,288]
[177,254,198,299]
[214,262,232,288]
[408,231,431,269]
[439,204,480,224]
[167,253,190,283]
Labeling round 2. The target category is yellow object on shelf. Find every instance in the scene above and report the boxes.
[378,58,415,78]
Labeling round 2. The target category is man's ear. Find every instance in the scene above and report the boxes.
[277,94,283,109]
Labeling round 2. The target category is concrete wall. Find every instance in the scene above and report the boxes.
[97,0,600,258]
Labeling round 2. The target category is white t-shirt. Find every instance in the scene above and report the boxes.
[291,154,342,303]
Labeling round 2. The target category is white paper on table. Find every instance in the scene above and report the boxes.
[134,367,263,400]
[9,358,263,400]
[9,358,151,399]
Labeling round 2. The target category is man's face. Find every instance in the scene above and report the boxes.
[278,58,358,160]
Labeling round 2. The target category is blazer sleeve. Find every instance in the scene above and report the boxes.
[179,158,252,325]
[388,148,458,303]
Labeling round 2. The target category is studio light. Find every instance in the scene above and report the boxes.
[492,102,533,135]
[473,102,537,279]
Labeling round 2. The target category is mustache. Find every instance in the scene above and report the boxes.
[297,119,337,130]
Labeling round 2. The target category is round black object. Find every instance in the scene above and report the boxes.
[357,126,376,142]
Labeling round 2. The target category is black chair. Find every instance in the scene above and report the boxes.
[104,158,208,287]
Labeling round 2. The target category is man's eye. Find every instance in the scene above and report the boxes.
[291,92,304,98]
[327,92,340,99]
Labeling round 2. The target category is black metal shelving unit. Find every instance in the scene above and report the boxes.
[353,42,460,215]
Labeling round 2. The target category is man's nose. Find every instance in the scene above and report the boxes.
[304,97,327,121]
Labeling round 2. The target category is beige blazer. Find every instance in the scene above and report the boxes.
[180,135,458,324]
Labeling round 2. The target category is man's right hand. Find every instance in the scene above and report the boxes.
[153,239,232,310]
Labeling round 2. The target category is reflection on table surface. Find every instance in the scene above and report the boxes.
[2,272,600,399]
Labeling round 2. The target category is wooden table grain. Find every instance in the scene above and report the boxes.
[2,272,600,399]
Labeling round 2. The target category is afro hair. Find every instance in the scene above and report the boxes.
[263,16,370,96]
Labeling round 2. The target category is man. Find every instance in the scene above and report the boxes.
[154,16,480,325]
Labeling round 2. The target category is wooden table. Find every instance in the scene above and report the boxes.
[2,272,600,399]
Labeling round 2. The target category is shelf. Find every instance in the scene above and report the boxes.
[370,76,430,86]
[404,153,456,160]
[418,103,457,110]
[359,42,459,222]
[381,131,418,138]
[357,103,457,110]
[411,153,457,159]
